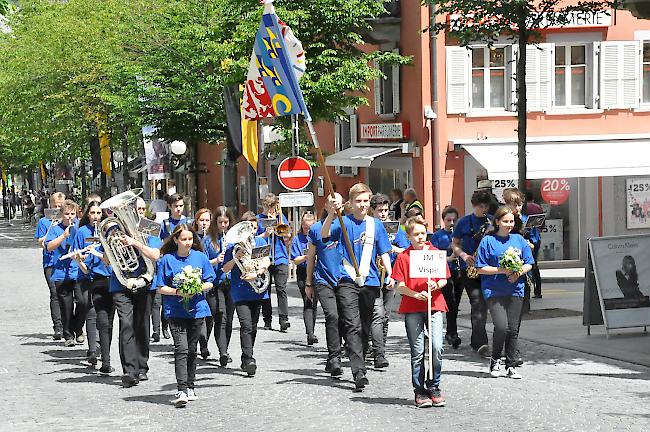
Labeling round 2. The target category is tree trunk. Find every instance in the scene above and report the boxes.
[517,20,528,197]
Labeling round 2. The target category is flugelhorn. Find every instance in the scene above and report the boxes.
[225,221,270,293]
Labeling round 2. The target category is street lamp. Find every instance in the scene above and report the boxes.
[170,140,187,156]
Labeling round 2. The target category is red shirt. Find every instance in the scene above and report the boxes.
[392,243,450,313]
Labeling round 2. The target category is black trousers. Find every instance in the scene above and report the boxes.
[462,271,488,350]
[151,292,162,334]
[296,266,318,337]
[43,267,62,332]
[113,289,153,377]
[201,283,235,355]
[336,281,378,376]
[78,279,97,353]
[315,282,342,362]
[441,270,464,338]
[169,318,203,391]
[92,277,115,366]
[236,300,262,364]
[531,241,542,296]
[487,296,524,368]
[55,279,82,341]
[262,263,289,323]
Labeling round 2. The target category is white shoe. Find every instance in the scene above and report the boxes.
[171,391,188,407]
[186,388,198,401]
[489,359,502,378]
[506,367,522,379]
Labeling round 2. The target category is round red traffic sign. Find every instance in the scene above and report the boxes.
[277,156,313,191]
[540,178,571,206]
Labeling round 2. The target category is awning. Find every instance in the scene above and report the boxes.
[325,146,400,168]
[457,134,650,179]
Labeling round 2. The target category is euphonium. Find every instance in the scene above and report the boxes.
[225,221,271,294]
[98,188,156,291]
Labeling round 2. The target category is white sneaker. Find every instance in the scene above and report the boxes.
[506,366,522,379]
[489,359,502,378]
[186,388,198,401]
[171,391,188,408]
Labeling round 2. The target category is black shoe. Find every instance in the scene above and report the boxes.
[201,348,210,360]
[98,365,114,375]
[219,354,229,367]
[64,339,75,347]
[263,321,272,330]
[138,373,148,381]
[53,331,63,341]
[162,328,171,339]
[307,335,319,346]
[324,362,332,373]
[330,360,343,377]
[87,352,98,367]
[354,372,369,390]
[374,356,389,368]
[244,361,257,376]
[121,374,139,388]
[514,357,524,367]
[532,294,543,299]
[446,334,462,349]
[151,332,160,342]
[279,320,290,332]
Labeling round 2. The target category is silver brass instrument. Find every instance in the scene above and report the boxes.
[99,188,156,291]
[225,221,271,294]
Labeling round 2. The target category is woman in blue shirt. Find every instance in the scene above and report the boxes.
[156,224,216,408]
[290,212,318,346]
[475,207,534,380]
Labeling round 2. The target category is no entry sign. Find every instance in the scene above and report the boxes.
[277,156,313,191]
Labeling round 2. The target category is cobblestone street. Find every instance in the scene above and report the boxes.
[2,246,650,431]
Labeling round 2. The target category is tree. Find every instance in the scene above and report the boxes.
[426,0,611,195]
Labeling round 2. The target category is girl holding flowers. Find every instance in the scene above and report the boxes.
[156,224,216,408]
[475,207,534,380]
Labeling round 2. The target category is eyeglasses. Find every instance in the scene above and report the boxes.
[137,207,146,210]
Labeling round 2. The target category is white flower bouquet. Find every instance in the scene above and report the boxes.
[498,247,523,274]
[172,265,203,310]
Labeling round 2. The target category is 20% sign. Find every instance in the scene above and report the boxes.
[541,178,571,206]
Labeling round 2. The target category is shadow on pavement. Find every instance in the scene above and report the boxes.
[349,396,413,407]
[273,368,353,391]
[13,333,53,340]
[123,393,174,406]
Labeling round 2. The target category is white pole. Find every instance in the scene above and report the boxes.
[427,278,433,381]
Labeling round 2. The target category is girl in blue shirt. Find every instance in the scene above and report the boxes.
[156,224,216,408]
[290,212,318,346]
[475,206,534,380]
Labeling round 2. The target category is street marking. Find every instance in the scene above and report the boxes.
[0,233,18,241]
[0,367,7,374]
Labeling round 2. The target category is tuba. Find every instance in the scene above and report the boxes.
[225,221,271,294]
[98,188,156,291]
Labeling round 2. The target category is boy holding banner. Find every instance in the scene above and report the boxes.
[392,216,449,408]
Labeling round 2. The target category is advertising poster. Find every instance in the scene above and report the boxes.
[143,125,171,181]
[589,234,650,329]
[490,179,518,204]
[626,178,650,229]
[540,219,563,261]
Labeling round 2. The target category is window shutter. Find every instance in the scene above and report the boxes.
[587,42,599,109]
[392,48,401,114]
[446,46,470,114]
[349,114,358,175]
[525,43,553,112]
[509,44,518,111]
[600,41,640,109]
[373,60,381,115]
[334,119,342,175]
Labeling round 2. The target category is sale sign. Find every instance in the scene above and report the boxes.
[409,250,448,279]
[541,178,571,206]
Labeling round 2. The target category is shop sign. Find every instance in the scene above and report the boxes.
[360,122,409,140]
[626,178,650,229]
[541,178,570,206]
[540,219,564,261]
[491,179,518,203]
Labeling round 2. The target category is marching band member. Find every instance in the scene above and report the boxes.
[256,194,291,331]
[392,215,449,408]
[45,199,80,347]
[222,211,271,377]
[34,192,65,340]
[429,206,463,349]
[321,183,393,390]
[306,193,344,376]
[156,224,216,407]
[451,189,492,356]
[290,212,319,346]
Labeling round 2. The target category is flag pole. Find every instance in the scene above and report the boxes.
[305,120,361,279]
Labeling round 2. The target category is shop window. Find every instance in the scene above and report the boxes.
[334,112,358,177]
[642,42,650,104]
[554,44,587,107]
[374,49,401,116]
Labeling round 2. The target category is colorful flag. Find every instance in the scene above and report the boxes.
[96,113,112,176]
[242,0,310,122]
[40,161,47,183]
[241,116,259,172]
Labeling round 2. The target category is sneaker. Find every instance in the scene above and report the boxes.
[263,321,272,330]
[87,352,98,367]
[162,328,171,339]
[245,360,257,377]
[76,334,85,344]
[201,348,210,360]
[151,332,160,343]
[415,393,433,408]
[219,354,229,367]
[307,335,319,346]
[514,357,524,367]
[477,344,491,358]
[186,388,198,401]
[505,366,522,379]
[121,374,139,388]
[64,339,75,347]
[226,353,232,363]
[279,320,290,332]
[171,391,188,408]
[374,356,389,368]
[428,387,446,407]
[330,363,343,377]
[98,365,114,375]
[354,372,369,390]
[53,331,63,341]
[489,358,503,378]
[138,373,149,381]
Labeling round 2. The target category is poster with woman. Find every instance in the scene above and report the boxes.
[626,178,650,229]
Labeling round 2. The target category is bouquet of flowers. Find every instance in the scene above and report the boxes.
[499,247,523,274]
[173,265,204,310]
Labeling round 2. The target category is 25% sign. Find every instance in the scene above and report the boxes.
[541,178,571,206]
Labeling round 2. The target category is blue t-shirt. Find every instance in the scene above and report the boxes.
[389,227,410,263]
[213,234,229,286]
[35,216,56,268]
[84,244,112,278]
[452,213,491,269]
[290,232,309,269]
[71,224,98,280]
[160,216,190,240]
[308,220,341,288]
[156,249,216,319]
[328,214,392,287]
[520,214,541,244]
[45,223,79,282]
[474,233,535,298]
[198,234,219,261]
[109,235,163,293]
[256,213,289,266]
[225,236,270,303]
[430,228,458,272]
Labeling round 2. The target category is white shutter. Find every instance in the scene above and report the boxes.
[525,43,553,112]
[587,42,599,109]
[600,41,640,109]
[334,119,342,175]
[350,114,358,175]
[392,49,401,114]
[446,46,470,114]
[373,60,381,115]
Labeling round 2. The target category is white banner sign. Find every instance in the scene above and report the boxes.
[409,250,448,279]
[278,192,314,208]
[491,179,519,203]
[626,178,650,229]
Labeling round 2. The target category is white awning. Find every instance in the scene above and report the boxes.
[457,134,650,179]
[325,146,401,168]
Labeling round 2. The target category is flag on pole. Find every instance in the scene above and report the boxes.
[241,115,259,173]
[242,0,311,123]
[40,161,47,183]
[0,162,7,185]
[96,113,112,176]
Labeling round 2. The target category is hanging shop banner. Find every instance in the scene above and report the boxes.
[143,126,170,181]
[540,218,564,261]
[626,178,650,229]
[588,234,650,330]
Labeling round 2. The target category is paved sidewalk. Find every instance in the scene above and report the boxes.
[2,249,649,431]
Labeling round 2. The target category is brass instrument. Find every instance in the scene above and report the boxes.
[377,256,387,286]
[465,214,490,279]
[98,188,156,291]
[225,221,271,293]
